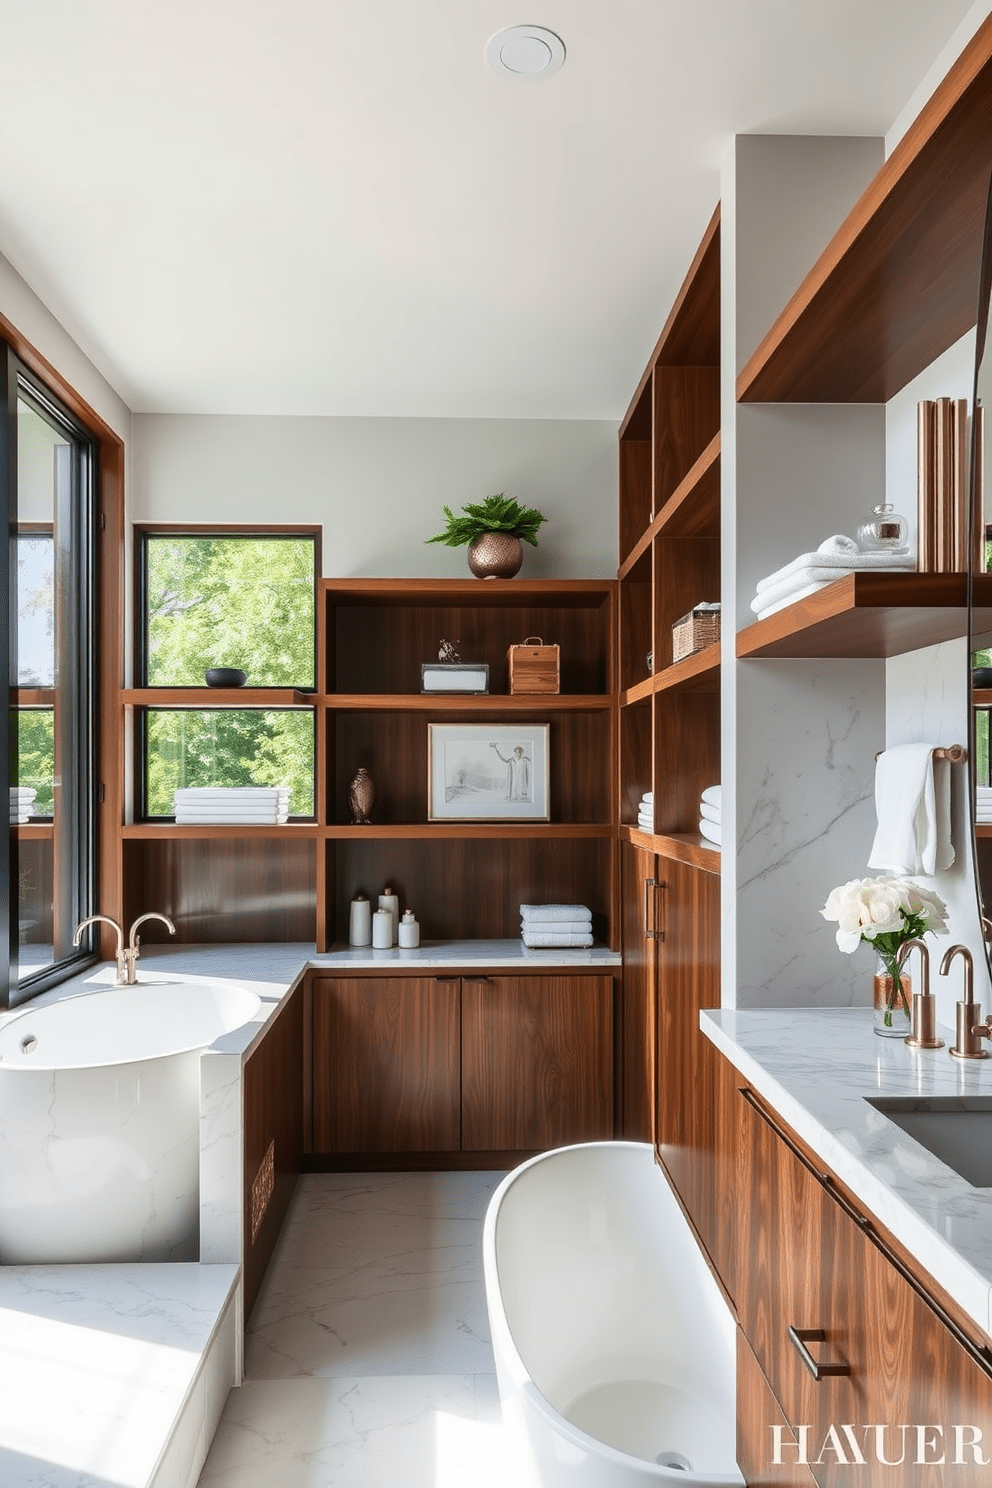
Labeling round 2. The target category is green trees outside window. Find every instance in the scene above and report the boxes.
[142,534,317,816]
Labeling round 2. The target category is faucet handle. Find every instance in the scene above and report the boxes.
[972,1015,992,1043]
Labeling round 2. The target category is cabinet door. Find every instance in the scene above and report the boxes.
[312,976,460,1152]
[620,840,659,1140]
[654,859,724,1267]
[737,1330,817,1487]
[461,974,614,1151]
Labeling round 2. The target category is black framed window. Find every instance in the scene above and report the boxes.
[2,349,97,1004]
[137,529,318,820]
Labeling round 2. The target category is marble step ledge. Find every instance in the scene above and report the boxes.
[0,1261,239,1488]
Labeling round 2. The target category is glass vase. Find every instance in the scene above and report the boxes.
[873,949,912,1037]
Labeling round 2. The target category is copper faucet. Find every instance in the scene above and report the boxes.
[942,945,991,1060]
[898,939,944,1050]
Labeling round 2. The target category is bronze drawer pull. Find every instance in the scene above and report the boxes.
[644,878,666,940]
[788,1326,850,1381]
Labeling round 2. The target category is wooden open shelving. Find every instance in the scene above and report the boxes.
[123,688,314,708]
[737,16,992,404]
[618,434,721,581]
[736,573,967,659]
[621,824,721,875]
[122,822,321,840]
[322,693,612,713]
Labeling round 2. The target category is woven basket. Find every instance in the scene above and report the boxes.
[672,606,720,664]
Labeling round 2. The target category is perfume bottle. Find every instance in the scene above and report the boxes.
[857,503,908,550]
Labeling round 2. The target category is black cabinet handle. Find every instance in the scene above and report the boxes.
[788,1326,850,1381]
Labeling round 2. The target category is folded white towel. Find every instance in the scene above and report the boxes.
[752,579,841,622]
[755,542,914,593]
[752,567,857,615]
[176,814,289,825]
[700,784,721,808]
[698,818,722,848]
[173,787,289,802]
[519,903,591,923]
[522,931,594,948]
[640,792,653,803]
[700,801,721,827]
[521,919,591,936]
[868,745,953,876]
[637,809,653,823]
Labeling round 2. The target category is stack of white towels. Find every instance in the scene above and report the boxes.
[10,787,36,823]
[172,786,290,824]
[699,784,721,849]
[750,534,915,622]
[636,791,653,832]
[977,786,992,831]
[520,903,593,949]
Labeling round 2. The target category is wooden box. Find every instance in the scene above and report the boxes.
[507,637,560,694]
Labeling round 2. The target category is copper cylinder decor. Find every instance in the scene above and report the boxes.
[467,532,523,579]
[348,767,375,825]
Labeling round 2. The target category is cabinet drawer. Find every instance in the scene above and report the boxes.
[737,1330,817,1487]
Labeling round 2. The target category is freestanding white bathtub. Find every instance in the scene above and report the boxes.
[483,1142,744,1487]
[0,977,261,1264]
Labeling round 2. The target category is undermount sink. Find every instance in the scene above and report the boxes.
[865,1096,992,1188]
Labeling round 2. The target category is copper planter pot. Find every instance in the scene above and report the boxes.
[467,532,523,580]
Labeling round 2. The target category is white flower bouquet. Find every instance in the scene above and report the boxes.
[820,876,949,1027]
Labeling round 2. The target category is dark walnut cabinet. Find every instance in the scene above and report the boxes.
[309,969,615,1164]
[735,1082,992,1487]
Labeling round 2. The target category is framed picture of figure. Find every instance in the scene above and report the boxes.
[427,723,550,822]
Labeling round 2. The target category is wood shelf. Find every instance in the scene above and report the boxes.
[620,824,721,873]
[322,577,614,606]
[324,693,614,712]
[620,643,721,705]
[736,573,967,659]
[326,822,615,840]
[737,17,992,403]
[123,688,314,707]
[122,823,321,840]
[12,689,55,708]
[975,825,992,838]
[11,822,53,840]
[618,434,721,581]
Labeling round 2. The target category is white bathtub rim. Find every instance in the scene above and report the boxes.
[483,1142,744,1487]
[0,978,262,1069]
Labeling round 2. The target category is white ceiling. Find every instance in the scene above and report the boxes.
[0,1,981,419]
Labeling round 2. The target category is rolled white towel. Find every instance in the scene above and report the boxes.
[640,791,653,803]
[700,784,721,808]
[698,818,722,848]
[522,931,594,948]
[700,801,721,827]
[519,903,592,923]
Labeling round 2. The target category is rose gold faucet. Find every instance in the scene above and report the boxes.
[898,938,944,1050]
[942,945,990,1060]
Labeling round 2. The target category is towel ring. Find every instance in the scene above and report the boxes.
[873,744,967,763]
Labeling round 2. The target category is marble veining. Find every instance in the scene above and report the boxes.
[703,1006,992,1333]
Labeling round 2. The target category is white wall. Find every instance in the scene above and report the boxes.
[0,251,130,443]
[129,415,617,580]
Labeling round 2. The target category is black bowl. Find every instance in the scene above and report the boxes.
[974,668,992,689]
[205,667,248,688]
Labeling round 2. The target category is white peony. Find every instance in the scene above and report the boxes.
[820,875,948,954]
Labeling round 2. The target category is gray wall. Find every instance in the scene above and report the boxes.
[130,414,617,580]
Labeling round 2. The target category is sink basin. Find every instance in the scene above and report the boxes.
[865,1096,992,1188]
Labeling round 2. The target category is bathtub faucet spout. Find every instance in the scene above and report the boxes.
[126,913,177,983]
[72,912,176,984]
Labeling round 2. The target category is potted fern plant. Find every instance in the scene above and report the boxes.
[426,493,546,579]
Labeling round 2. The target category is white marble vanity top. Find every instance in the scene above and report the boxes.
[702,1006,992,1340]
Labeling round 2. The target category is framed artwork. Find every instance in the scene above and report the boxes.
[428,723,550,822]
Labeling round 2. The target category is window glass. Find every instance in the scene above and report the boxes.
[145,710,315,818]
[144,535,315,687]
[16,531,54,687]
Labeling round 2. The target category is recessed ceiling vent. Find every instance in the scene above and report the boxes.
[485,25,565,80]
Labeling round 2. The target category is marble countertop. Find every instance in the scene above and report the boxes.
[702,1006,992,1339]
[5,939,620,1063]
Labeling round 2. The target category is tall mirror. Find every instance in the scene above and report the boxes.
[969,172,992,971]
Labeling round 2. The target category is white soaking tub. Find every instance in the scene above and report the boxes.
[483,1142,744,1487]
[0,977,261,1263]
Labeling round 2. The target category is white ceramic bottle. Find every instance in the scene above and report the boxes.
[378,885,399,945]
[398,909,420,948]
[349,892,372,947]
[371,909,393,949]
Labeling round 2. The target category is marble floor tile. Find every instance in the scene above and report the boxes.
[198,1374,509,1488]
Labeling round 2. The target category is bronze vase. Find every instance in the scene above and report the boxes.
[348,767,375,825]
[467,532,523,579]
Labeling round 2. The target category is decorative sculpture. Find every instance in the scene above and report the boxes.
[348,767,375,825]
